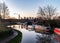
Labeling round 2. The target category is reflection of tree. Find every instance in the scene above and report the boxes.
[36,34,53,43]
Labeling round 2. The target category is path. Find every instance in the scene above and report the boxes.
[0,30,18,43]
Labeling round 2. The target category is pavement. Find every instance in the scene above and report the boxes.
[0,30,18,43]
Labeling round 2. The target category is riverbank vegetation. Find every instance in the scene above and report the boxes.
[7,30,22,43]
[0,19,13,39]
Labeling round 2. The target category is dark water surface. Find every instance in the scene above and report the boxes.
[8,25,58,43]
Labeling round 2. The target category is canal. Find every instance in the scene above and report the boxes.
[7,25,58,43]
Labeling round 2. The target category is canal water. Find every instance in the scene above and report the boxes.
[8,25,43,43]
[8,25,57,43]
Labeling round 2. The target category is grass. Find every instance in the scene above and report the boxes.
[0,26,8,32]
[7,30,22,43]
[0,20,13,39]
[0,21,8,32]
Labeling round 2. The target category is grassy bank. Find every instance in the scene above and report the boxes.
[7,30,22,43]
[0,20,22,43]
[0,20,13,39]
[0,21,8,32]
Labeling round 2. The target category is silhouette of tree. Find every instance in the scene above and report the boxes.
[37,5,57,20]
[37,6,58,34]
[0,3,2,20]
[2,2,9,19]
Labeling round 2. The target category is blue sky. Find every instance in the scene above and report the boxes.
[1,0,60,17]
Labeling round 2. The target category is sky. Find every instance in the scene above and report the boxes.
[0,0,60,18]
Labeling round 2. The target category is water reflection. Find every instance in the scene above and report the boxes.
[36,34,53,43]
[7,25,37,43]
[20,29,36,43]
[8,25,26,29]
[7,25,55,43]
[8,25,34,31]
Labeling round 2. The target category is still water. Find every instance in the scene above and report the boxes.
[8,25,56,43]
[9,25,42,43]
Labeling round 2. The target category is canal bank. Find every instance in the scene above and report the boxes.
[7,29,22,43]
[0,28,22,43]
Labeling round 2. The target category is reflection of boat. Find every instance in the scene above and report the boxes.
[28,25,47,32]
[35,25,46,31]
[28,25,51,34]
[35,25,49,34]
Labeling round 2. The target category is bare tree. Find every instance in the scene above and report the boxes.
[2,2,9,19]
[0,3,2,20]
[37,6,58,34]
[0,3,1,16]
[37,5,57,20]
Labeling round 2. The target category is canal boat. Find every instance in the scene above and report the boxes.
[53,28,60,43]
